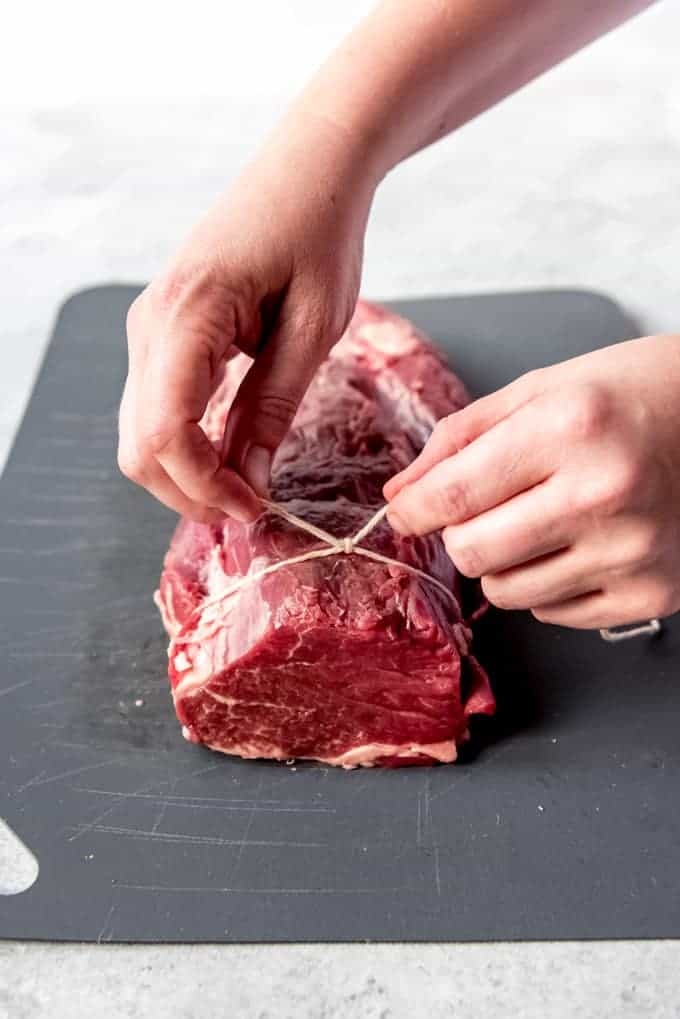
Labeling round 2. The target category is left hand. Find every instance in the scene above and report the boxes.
[118,114,375,523]
[384,335,680,630]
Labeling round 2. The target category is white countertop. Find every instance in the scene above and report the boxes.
[1,2,679,1015]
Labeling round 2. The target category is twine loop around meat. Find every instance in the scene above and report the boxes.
[188,498,660,644]
[190,498,460,624]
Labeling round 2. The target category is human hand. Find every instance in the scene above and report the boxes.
[385,336,680,629]
[118,116,376,523]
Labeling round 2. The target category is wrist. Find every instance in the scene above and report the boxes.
[256,104,384,211]
[288,101,391,190]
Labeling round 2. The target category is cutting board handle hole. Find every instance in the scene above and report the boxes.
[0,818,39,895]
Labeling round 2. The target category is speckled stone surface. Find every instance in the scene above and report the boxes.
[1,1,679,1014]
[2,942,680,1019]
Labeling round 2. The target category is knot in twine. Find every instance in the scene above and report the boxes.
[189,498,661,644]
[193,498,458,622]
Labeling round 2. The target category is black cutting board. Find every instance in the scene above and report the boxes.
[1,286,678,943]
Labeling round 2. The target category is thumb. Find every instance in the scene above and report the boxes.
[222,305,330,496]
[383,367,547,501]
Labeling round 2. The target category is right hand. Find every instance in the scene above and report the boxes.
[118,116,377,523]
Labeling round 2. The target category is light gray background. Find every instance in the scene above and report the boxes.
[1,1,679,1015]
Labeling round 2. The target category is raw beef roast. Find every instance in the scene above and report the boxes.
[156,300,494,767]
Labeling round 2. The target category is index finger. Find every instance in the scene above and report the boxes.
[138,312,261,521]
[383,369,544,501]
[386,397,555,537]
[151,422,261,522]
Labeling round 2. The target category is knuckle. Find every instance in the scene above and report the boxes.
[430,413,465,451]
[432,415,455,441]
[626,521,662,568]
[186,326,227,379]
[117,446,146,483]
[139,426,175,459]
[256,393,299,432]
[149,262,216,317]
[433,479,472,524]
[591,457,643,516]
[558,383,612,442]
[510,368,546,404]
[290,290,352,356]
[521,367,546,391]
[147,261,248,353]
[605,457,645,510]
[554,478,591,519]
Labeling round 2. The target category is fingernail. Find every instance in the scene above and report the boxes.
[224,505,259,525]
[219,498,261,525]
[386,508,409,536]
[243,445,271,496]
[383,478,398,500]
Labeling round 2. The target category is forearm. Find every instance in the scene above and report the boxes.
[285,0,655,182]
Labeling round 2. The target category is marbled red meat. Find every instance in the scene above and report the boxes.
[156,300,494,767]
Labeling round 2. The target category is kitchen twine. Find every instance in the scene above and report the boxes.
[194,498,661,644]
[194,498,459,621]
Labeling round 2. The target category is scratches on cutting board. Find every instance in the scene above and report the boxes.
[424,774,442,900]
[67,777,174,843]
[0,678,35,698]
[416,775,433,848]
[26,697,74,711]
[116,883,406,896]
[416,775,443,899]
[65,824,326,849]
[429,766,474,804]
[68,773,336,848]
[149,775,175,837]
[185,762,221,780]
[16,758,122,793]
[96,902,117,944]
[227,775,264,883]
[433,847,442,898]
[150,799,169,835]
[424,774,433,844]
[149,768,181,835]
[72,787,337,813]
